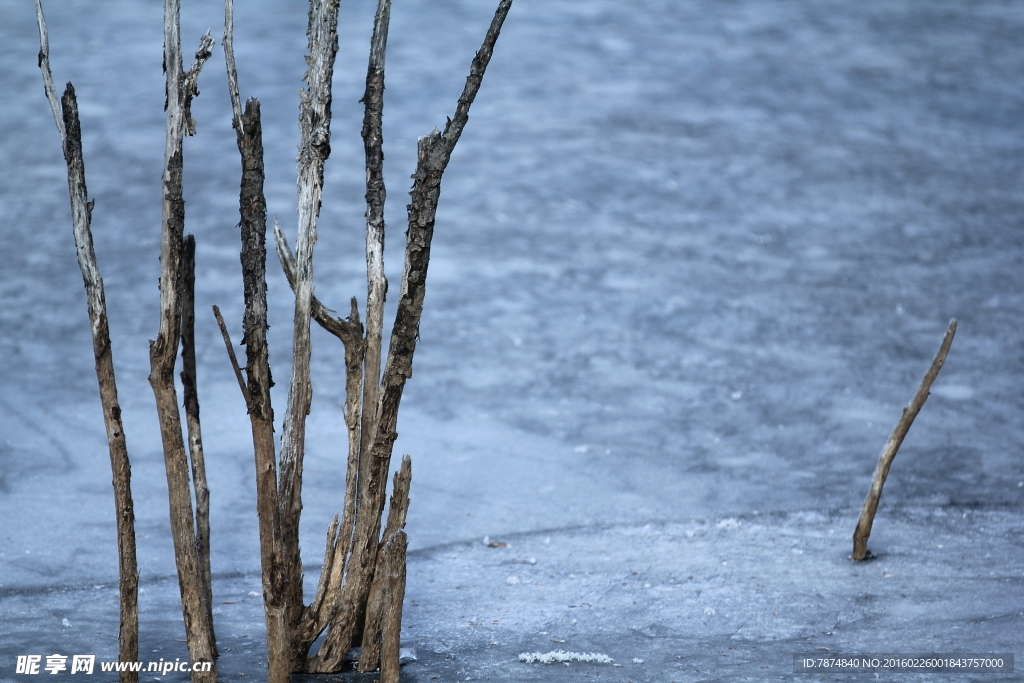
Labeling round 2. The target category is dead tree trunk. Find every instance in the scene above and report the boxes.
[178,235,216,658]
[34,4,139,680]
[221,2,290,678]
[148,1,217,678]
[217,0,514,675]
[308,0,514,673]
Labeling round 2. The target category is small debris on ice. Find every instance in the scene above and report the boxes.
[506,576,520,585]
[519,651,613,664]
[247,591,261,597]
[730,390,743,401]
[716,518,740,530]
[483,535,509,548]
[632,658,644,664]
[703,607,716,616]
[61,618,71,628]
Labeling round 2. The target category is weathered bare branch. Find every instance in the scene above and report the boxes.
[359,0,391,515]
[278,1,344,649]
[179,235,216,658]
[183,32,215,137]
[222,6,290,680]
[149,1,217,677]
[275,223,366,657]
[35,4,139,681]
[212,305,251,408]
[379,530,408,683]
[439,0,513,156]
[273,223,363,343]
[358,456,411,672]
[852,319,957,560]
[223,0,243,127]
[312,2,513,671]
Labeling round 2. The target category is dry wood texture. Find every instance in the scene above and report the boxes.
[148,0,217,677]
[379,530,408,683]
[222,2,290,678]
[220,0,512,674]
[309,0,513,672]
[358,458,411,672]
[275,226,365,660]
[35,4,139,679]
[178,235,216,657]
[277,1,343,657]
[852,319,957,561]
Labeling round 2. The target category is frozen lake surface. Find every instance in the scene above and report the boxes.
[1,0,1022,680]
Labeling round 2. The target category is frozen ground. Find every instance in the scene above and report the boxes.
[1,0,1023,680]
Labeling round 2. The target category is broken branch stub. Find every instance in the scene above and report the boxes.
[358,456,412,673]
[852,319,957,561]
[379,530,409,683]
[35,3,139,678]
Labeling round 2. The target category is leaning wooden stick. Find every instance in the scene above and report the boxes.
[35,3,139,679]
[852,319,958,560]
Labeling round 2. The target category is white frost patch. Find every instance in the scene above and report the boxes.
[703,607,716,616]
[716,517,740,530]
[632,658,644,664]
[506,576,521,585]
[61,618,71,628]
[519,651,614,664]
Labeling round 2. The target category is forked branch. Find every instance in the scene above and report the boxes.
[310,0,513,672]
[148,1,217,677]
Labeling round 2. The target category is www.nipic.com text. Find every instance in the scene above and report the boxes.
[15,655,212,675]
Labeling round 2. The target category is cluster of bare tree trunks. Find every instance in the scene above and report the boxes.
[37,0,512,680]
[218,0,513,677]
[35,0,966,675]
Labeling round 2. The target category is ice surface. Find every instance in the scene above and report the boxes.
[2,0,1023,680]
